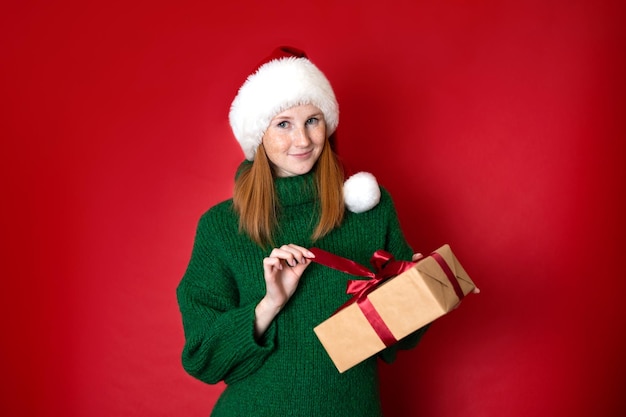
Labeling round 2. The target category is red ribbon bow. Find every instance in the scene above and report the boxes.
[310,248,416,347]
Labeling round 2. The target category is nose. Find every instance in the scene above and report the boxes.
[292,126,311,147]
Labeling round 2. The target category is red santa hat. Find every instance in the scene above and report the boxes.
[228,46,339,161]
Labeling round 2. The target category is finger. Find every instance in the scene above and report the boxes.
[287,244,316,259]
[263,256,283,274]
[270,245,314,267]
[286,256,314,269]
[267,248,295,267]
[276,244,315,261]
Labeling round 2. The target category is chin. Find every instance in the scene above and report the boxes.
[287,165,314,177]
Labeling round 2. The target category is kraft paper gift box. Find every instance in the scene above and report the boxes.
[311,244,476,373]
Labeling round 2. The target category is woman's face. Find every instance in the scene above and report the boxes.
[262,104,327,177]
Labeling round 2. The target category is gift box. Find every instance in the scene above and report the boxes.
[311,244,476,373]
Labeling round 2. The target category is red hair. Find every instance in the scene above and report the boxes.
[233,139,344,247]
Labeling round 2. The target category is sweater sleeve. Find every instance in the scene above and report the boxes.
[176,213,276,385]
[377,187,430,363]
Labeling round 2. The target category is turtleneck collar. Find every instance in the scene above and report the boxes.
[274,171,317,207]
[235,160,317,208]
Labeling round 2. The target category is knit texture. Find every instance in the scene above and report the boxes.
[177,169,428,416]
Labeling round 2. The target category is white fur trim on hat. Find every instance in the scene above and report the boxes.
[229,56,339,160]
[344,172,381,213]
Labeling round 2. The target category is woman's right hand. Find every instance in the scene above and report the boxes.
[254,244,315,338]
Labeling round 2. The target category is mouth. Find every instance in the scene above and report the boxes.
[289,150,313,158]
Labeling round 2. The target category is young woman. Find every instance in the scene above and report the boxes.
[177,46,428,416]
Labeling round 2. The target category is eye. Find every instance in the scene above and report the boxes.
[306,117,319,126]
[276,121,289,129]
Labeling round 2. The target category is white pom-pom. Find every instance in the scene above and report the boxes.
[343,172,381,213]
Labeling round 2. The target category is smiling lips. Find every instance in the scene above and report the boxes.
[289,150,313,158]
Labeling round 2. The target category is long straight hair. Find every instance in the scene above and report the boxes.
[233,138,344,247]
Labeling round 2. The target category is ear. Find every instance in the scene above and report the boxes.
[343,172,381,213]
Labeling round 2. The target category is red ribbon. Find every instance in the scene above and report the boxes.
[430,252,465,301]
[310,248,415,347]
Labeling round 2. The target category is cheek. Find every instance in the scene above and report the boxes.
[313,128,327,146]
[263,136,289,154]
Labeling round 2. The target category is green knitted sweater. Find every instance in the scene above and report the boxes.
[177,169,428,416]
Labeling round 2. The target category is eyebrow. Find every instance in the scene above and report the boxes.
[272,111,324,122]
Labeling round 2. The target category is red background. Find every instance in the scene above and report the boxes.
[2,1,625,416]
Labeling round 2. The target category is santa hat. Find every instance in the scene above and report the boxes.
[229,46,380,213]
[229,46,339,161]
